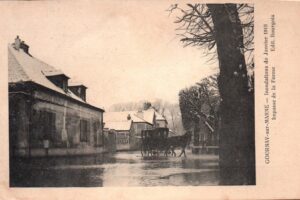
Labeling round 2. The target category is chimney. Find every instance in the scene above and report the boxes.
[127,114,131,120]
[14,36,30,55]
[14,35,21,50]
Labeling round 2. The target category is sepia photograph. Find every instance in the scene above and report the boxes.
[7,2,256,187]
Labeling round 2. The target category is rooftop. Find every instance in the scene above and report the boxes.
[104,121,132,131]
[68,81,87,88]
[42,69,70,78]
[8,39,104,111]
[104,111,147,124]
[104,108,167,127]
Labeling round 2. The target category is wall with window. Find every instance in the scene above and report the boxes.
[31,100,103,149]
[10,89,104,153]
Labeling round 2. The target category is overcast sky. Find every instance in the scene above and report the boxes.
[1,0,218,110]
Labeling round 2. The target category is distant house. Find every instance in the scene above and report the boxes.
[8,37,105,157]
[154,110,168,128]
[104,108,168,150]
[104,120,132,151]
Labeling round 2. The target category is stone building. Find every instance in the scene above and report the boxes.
[8,37,105,157]
[104,108,168,150]
[104,120,132,151]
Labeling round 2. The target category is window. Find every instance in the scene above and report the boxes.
[31,110,56,146]
[62,80,68,92]
[93,122,98,144]
[42,111,56,140]
[46,74,69,93]
[93,121,103,146]
[80,119,90,142]
[68,86,87,101]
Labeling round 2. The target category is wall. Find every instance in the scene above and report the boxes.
[129,122,152,150]
[103,129,116,153]
[9,94,30,156]
[132,122,152,135]
[9,89,104,157]
[33,90,103,148]
[115,131,130,150]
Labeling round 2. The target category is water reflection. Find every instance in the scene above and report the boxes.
[10,150,219,187]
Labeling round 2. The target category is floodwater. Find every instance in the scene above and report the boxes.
[10,150,220,187]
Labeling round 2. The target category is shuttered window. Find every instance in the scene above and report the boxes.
[41,111,56,141]
[31,110,56,147]
[93,121,101,146]
[80,119,90,142]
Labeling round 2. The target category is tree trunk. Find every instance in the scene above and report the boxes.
[207,4,255,185]
[193,120,200,154]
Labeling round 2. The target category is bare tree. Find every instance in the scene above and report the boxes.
[169,4,254,80]
[171,4,255,185]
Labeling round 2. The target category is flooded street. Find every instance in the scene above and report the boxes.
[10,150,220,187]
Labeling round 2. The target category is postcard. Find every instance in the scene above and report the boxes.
[0,0,299,199]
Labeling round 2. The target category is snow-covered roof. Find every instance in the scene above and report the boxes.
[104,121,132,131]
[68,80,87,88]
[142,109,155,124]
[104,111,147,123]
[8,44,103,111]
[42,69,69,78]
[104,108,167,127]
[143,108,167,123]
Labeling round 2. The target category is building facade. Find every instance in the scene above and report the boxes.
[104,121,132,151]
[9,37,105,157]
[104,108,167,150]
